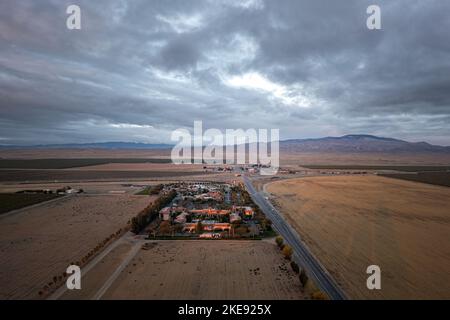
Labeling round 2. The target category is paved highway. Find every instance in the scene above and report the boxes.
[243,175,347,300]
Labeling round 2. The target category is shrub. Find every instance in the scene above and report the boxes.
[299,268,308,287]
[275,236,284,247]
[311,291,328,300]
[282,245,293,260]
[290,261,300,274]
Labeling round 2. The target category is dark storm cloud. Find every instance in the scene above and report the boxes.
[0,0,449,145]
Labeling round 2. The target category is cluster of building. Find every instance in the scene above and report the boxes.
[159,206,254,233]
[176,184,223,201]
[157,182,255,238]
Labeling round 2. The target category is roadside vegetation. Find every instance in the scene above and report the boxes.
[234,184,275,238]
[38,227,125,298]
[275,235,328,300]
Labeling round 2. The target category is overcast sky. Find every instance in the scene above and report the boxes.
[0,0,449,146]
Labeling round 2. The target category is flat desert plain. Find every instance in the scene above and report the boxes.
[0,194,154,299]
[266,175,450,299]
[98,240,304,300]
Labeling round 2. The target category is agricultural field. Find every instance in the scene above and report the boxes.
[99,240,304,300]
[0,193,60,215]
[0,148,171,160]
[0,181,145,195]
[301,165,450,172]
[266,175,450,299]
[280,152,450,166]
[0,158,171,169]
[67,163,208,172]
[0,169,212,182]
[381,171,450,187]
[0,194,154,299]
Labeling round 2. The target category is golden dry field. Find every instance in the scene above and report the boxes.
[0,194,154,299]
[100,240,304,300]
[266,175,450,299]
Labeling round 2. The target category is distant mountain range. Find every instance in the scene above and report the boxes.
[1,135,449,153]
[279,135,450,153]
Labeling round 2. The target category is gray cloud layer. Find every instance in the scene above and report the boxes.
[0,0,449,145]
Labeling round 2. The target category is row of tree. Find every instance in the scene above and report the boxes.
[131,190,177,234]
[276,235,293,260]
[275,236,326,299]
[38,191,176,298]
[238,186,253,206]
[232,184,273,234]
[38,228,124,298]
